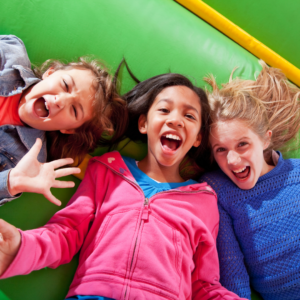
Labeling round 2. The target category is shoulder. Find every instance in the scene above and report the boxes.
[259,153,300,184]
[280,156,300,171]
[88,151,129,176]
[91,151,124,166]
[0,35,31,70]
[199,168,233,193]
[0,35,26,50]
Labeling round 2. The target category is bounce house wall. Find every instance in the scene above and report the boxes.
[1,0,295,299]
[202,0,300,70]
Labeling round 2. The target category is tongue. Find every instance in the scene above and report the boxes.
[161,136,178,151]
[34,98,48,117]
[234,166,250,179]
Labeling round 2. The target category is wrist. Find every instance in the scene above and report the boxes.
[7,169,23,196]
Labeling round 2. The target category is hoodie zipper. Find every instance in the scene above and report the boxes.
[97,159,215,300]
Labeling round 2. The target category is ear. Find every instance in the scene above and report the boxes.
[42,67,55,79]
[60,129,75,134]
[138,114,147,134]
[193,132,202,148]
[263,130,272,150]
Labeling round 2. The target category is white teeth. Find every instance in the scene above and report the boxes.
[164,134,181,141]
[44,101,49,111]
[233,167,247,173]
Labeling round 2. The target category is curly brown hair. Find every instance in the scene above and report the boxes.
[34,57,128,164]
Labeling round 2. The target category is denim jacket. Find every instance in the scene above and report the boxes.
[0,35,47,205]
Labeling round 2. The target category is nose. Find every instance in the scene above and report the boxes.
[53,95,66,109]
[166,112,184,128]
[227,150,241,165]
[48,94,73,116]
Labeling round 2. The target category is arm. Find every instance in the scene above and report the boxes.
[217,203,252,299]
[191,223,247,300]
[0,35,43,204]
[191,190,247,300]
[0,158,102,278]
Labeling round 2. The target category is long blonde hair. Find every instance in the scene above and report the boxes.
[205,61,300,158]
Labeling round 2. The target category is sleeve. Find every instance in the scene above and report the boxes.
[0,169,21,205]
[0,35,31,71]
[217,203,252,299]
[191,227,247,300]
[0,159,104,279]
[191,195,247,300]
[0,35,32,204]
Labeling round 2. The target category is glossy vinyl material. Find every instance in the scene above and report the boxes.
[0,0,294,299]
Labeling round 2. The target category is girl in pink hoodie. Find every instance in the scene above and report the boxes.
[0,73,246,300]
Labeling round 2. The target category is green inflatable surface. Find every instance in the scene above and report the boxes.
[203,0,300,70]
[1,0,294,299]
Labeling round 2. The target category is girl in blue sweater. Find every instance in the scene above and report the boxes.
[201,61,300,300]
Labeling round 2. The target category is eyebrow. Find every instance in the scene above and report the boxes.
[68,74,77,89]
[68,74,84,119]
[157,98,199,114]
[79,103,84,119]
[211,137,250,149]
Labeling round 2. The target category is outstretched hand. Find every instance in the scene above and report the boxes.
[0,219,21,276]
[8,138,81,206]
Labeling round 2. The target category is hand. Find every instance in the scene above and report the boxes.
[8,138,81,206]
[0,219,21,276]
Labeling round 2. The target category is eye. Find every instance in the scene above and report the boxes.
[186,113,196,120]
[159,108,169,113]
[63,80,69,92]
[238,141,248,147]
[216,147,226,153]
[73,105,77,118]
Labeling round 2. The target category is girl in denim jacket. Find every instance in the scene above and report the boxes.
[0,74,246,300]
[0,35,127,206]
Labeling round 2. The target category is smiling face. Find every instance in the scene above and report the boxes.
[138,86,202,178]
[18,68,96,133]
[210,119,274,189]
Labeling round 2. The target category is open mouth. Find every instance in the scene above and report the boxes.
[34,97,49,118]
[232,166,250,180]
[161,134,182,151]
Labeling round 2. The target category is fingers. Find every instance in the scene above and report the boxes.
[0,219,17,238]
[28,138,43,158]
[52,180,76,189]
[43,191,62,206]
[54,167,81,178]
[50,158,75,170]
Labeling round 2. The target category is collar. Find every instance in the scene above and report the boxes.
[16,125,47,162]
[94,151,216,195]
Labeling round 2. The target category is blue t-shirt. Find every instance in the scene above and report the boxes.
[123,156,197,198]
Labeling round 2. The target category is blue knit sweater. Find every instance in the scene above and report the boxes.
[200,153,300,300]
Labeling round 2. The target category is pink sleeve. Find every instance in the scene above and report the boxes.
[1,159,104,278]
[192,210,247,299]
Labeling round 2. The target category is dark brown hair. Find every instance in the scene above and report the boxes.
[34,57,128,164]
[122,73,211,169]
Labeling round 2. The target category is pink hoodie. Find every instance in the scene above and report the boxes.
[1,152,245,300]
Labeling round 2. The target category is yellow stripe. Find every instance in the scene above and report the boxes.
[176,0,300,87]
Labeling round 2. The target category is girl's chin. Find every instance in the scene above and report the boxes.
[233,177,256,190]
